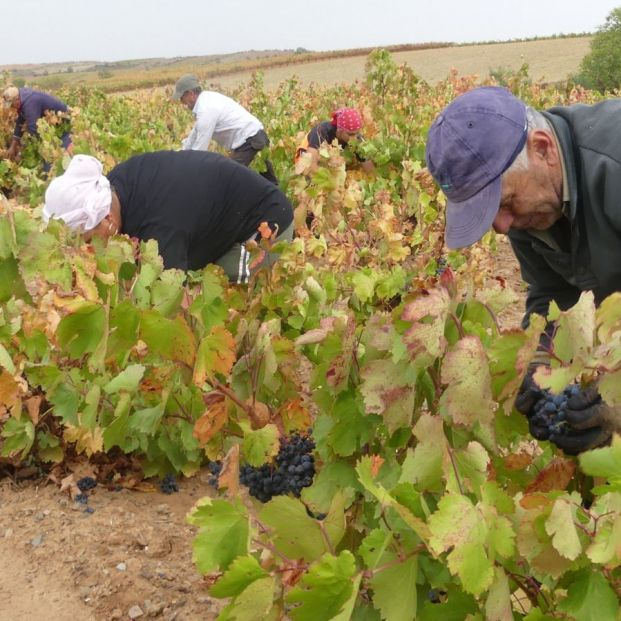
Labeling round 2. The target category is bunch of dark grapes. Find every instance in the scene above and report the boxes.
[77,476,97,492]
[240,433,315,503]
[435,257,448,276]
[160,473,179,494]
[530,384,581,439]
[207,461,222,487]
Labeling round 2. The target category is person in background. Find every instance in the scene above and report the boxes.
[3,86,73,162]
[42,151,293,284]
[172,74,277,184]
[425,85,621,455]
[295,107,375,174]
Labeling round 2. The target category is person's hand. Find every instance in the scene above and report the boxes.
[6,140,19,162]
[550,383,621,455]
[515,366,551,440]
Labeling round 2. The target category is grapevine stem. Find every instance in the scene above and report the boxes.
[447,445,465,495]
[448,312,466,339]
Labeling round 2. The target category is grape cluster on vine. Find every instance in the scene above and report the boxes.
[239,433,316,503]
[530,384,581,439]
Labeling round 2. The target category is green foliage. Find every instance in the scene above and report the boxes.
[1,51,619,621]
[577,7,621,91]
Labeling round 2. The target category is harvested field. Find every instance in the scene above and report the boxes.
[209,37,592,90]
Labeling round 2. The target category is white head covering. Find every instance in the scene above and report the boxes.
[2,86,19,108]
[42,155,112,231]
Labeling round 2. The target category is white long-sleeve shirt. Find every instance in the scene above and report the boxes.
[181,91,264,152]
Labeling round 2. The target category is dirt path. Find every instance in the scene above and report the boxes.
[0,472,220,621]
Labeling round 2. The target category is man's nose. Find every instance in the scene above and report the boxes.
[492,209,514,234]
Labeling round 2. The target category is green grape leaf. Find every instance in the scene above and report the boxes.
[259,496,333,561]
[286,551,359,621]
[241,422,279,467]
[557,570,619,621]
[1,416,35,458]
[209,555,268,598]
[188,498,249,573]
[356,456,430,543]
[103,364,145,394]
[129,403,166,436]
[139,310,196,366]
[579,436,621,493]
[428,494,493,594]
[56,302,106,358]
[370,555,417,621]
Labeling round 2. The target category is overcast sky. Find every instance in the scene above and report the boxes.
[1,0,619,65]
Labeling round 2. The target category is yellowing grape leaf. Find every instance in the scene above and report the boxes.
[545,496,582,560]
[439,336,495,428]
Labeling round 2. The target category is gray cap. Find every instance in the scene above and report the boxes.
[172,74,200,100]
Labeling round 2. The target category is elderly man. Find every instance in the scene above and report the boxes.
[43,151,293,283]
[172,74,277,184]
[3,86,73,162]
[425,85,621,454]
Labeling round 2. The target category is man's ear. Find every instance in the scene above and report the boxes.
[529,129,558,164]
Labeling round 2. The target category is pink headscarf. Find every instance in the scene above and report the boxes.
[331,108,363,132]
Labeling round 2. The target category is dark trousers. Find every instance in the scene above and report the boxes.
[230,130,278,185]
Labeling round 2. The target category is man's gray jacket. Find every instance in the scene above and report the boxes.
[508,99,621,326]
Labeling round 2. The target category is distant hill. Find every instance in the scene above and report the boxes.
[0,35,592,93]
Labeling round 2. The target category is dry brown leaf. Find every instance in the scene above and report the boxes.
[524,457,575,494]
[218,444,240,497]
[193,397,228,446]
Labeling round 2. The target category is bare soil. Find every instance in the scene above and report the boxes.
[0,470,220,621]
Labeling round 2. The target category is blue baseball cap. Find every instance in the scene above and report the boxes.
[425,86,528,248]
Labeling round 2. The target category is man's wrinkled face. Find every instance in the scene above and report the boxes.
[492,131,564,234]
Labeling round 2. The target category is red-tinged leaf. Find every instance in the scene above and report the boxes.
[295,328,330,346]
[524,458,576,494]
[257,221,274,240]
[370,455,384,478]
[504,451,534,470]
[193,326,236,385]
[402,287,450,363]
[326,316,356,390]
[193,397,228,446]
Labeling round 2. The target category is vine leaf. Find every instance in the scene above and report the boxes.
[439,336,495,429]
[557,569,619,621]
[545,496,582,560]
[187,497,249,574]
[370,555,417,621]
[193,326,236,385]
[286,551,359,621]
[209,555,268,598]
